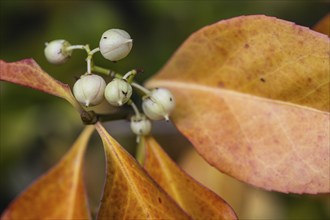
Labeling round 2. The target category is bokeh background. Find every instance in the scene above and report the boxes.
[1,0,329,219]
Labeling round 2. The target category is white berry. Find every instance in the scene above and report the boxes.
[142,88,175,120]
[130,115,152,136]
[99,29,133,61]
[73,74,106,107]
[104,78,132,106]
[44,40,72,64]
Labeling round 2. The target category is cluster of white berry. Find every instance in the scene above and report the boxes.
[44,29,175,141]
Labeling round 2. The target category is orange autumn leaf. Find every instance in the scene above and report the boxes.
[95,122,191,220]
[1,126,94,220]
[313,13,330,36]
[0,59,81,110]
[146,15,330,193]
[143,136,237,220]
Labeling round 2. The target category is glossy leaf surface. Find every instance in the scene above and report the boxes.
[95,122,191,220]
[1,126,94,220]
[146,15,330,193]
[0,59,80,109]
[143,136,237,219]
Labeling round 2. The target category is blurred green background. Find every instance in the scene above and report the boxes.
[0,0,329,219]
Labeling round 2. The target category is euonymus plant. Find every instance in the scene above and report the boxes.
[1,15,329,219]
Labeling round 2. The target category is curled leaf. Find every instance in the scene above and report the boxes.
[95,122,191,220]
[0,59,81,110]
[146,15,330,193]
[143,136,237,219]
[1,126,94,220]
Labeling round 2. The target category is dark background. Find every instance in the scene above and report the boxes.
[1,0,329,219]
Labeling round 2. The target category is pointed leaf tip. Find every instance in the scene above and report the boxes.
[94,122,191,220]
[1,126,94,220]
[0,59,81,110]
[143,136,238,220]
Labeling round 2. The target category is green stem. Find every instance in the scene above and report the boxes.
[92,65,115,76]
[84,45,91,53]
[122,69,137,82]
[86,46,99,74]
[136,137,146,165]
[92,66,150,97]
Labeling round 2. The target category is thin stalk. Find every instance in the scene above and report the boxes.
[92,66,111,76]
[65,45,87,51]
[86,57,92,73]
[92,65,120,78]
[122,70,137,80]
[135,137,146,165]
[132,82,150,95]
[128,100,141,118]
[86,47,100,74]
[90,47,100,55]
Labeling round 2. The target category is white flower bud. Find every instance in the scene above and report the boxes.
[104,78,132,106]
[44,40,72,64]
[142,88,175,121]
[99,29,133,61]
[130,115,152,136]
[73,74,106,107]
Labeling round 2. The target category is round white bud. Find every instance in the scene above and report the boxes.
[73,74,106,107]
[142,88,175,121]
[104,78,132,106]
[44,40,72,64]
[99,29,133,61]
[130,115,152,136]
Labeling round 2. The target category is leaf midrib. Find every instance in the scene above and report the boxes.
[146,79,329,114]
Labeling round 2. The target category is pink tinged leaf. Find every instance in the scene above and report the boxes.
[0,59,81,110]
[146,15,330,194]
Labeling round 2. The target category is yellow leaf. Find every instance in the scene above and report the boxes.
[143,136,238,219]
[95,122,191,219]
[0,59,81,110]
[146,15,330,193]
[1,126,94,220]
